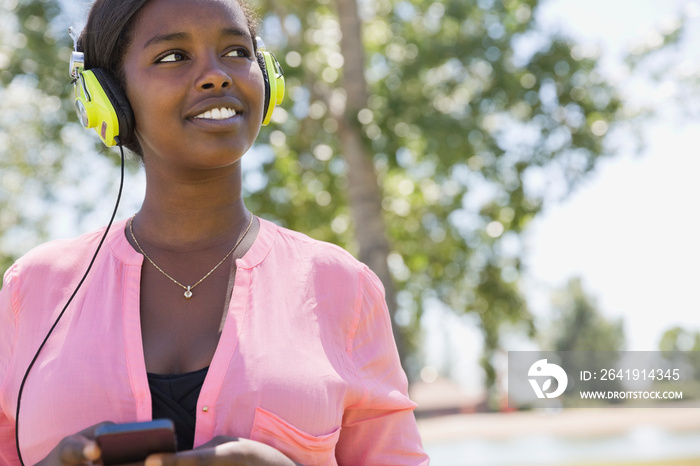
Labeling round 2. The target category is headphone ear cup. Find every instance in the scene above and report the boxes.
[90,69,135,145]
[257,50,285,126]
[257,52,273,125]
[268,53,285,106]
[74,68,134,147]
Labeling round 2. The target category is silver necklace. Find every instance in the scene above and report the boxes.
[129,215,254,299]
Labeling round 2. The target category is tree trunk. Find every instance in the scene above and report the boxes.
[334,0,407,367]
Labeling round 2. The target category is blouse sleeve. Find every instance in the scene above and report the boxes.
[0,264,20,465]
[335,266,429,465]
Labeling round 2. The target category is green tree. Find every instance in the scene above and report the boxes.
[659,326,700,381]
[542,277,626,402]
[544,277,625,352]
[659,326,700,352]
[1,0,72,271]
[247,0,645,382]
[0,0,141,282]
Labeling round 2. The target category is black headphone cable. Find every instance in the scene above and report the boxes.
[14,138,126,465]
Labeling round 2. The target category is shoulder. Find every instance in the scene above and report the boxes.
[260,219,383,297]
[8,223,117,288]
[15,227,107,270]
[263,219,367,273]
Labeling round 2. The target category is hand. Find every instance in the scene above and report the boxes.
[144,436,300,466]
[35,421,112,466]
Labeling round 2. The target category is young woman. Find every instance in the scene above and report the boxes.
[0,0,429,464]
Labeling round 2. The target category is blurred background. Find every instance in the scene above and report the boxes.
[1,0,699,464]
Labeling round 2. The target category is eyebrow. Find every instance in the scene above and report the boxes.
[143,28,252,49]
[144,32,190,49]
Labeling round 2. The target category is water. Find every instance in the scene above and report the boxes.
[425,427,700,465]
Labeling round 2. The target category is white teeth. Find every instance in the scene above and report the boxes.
[194,107,237,120]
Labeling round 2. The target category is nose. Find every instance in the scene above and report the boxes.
[195,55,232,91]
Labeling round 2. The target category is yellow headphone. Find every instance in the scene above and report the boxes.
[257,37,286,126]
[69,28,285,147]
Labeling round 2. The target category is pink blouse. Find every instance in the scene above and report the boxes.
[0,217,428,465]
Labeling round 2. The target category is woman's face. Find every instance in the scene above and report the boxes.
[121,0,265,172]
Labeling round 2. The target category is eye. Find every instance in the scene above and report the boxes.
[157,51,187,63]
[225,48,251,58]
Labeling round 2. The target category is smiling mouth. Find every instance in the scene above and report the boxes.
[193,107,237,120]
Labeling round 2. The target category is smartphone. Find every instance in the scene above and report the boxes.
[95,419,177,465]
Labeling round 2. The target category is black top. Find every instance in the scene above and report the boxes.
[147,366,209,451]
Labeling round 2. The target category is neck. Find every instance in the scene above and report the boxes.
[134,162,250,251]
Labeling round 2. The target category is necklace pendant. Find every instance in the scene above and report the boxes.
[184,286,193,299]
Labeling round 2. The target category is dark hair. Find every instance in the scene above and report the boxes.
[77,0,260,155]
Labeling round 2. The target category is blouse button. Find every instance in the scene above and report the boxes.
[202,406,209,412]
